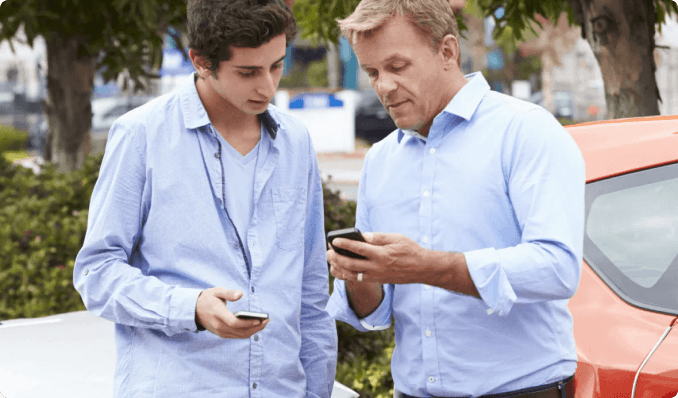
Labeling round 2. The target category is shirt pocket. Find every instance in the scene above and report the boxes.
[272,187,307,251]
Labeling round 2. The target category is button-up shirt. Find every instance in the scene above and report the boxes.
[327,73,585,397]
[74,75,337,398]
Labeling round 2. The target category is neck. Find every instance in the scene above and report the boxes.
[419,73,469,137]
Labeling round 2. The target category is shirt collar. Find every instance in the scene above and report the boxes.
[179,72,278,139]
[396,72,490,144]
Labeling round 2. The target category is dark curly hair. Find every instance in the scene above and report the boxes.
[187,0,297,76]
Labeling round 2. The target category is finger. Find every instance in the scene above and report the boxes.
[332,238,374,259]
[213,288,243,302]
[330,263,345,280]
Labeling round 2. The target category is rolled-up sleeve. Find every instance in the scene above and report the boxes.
[465,109,585,316]
[326,280,393,331]
[299,136,338,398]
[73,122,202,336]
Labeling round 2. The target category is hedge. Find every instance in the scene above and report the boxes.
[0,125,29,155]
[0,153,394,398]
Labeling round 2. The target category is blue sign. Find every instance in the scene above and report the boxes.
[289,93,343,109]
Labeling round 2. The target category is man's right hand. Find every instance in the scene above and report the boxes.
[195,287,269,338]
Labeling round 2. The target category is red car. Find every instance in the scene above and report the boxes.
[567,115,678,398]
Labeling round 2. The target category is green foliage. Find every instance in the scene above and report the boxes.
[0,125,28,154]
[307,59,329,87]
[472,0,677,42]
[0,0,187,89]
[0,153,102,319]
[294,0,467,45]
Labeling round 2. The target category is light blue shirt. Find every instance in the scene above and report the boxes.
[74,75,337,398]
[216,126,261,265]
[327,73,585,397]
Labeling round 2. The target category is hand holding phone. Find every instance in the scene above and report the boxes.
[327,227,367,260]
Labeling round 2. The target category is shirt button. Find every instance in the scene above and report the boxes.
[422,236,429,243]
[184,328,190,331]
[426,329,431,337]
[254,334,259,341]
[423,190,430,197]
[424,285,430,290]
[429,377,435,383]
[252,383,257,389]
[84,269,89,275]
[215,152,220,159]
[430,148,436,154]
[487,308,494,315]
[251,286,255,293]
[233,242,239,249]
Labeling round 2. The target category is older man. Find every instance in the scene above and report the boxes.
[326,0,584,397]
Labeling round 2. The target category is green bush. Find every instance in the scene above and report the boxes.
[0,153,100,319]
[1,154,395,398]
[0,125,29,154]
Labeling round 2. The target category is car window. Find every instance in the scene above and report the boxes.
[584,162,678,315]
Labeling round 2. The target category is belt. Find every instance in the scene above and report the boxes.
[395,375,574,398]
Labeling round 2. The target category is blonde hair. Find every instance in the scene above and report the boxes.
[337,0,459,52]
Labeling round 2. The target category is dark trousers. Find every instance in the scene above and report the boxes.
[394,375,574,398]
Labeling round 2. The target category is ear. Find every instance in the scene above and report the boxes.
[189,49,213,80]
[438,34,461,71]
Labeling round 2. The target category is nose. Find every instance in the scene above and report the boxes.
[257,71,276,99]
[375,73,397,98]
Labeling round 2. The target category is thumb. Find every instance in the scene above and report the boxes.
[212,288,243,302]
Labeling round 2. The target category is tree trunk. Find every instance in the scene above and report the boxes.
[44,37,96,172]
[326,42,340,89]
[569,0,660,118]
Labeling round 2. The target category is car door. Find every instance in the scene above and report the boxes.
[632,317,678,398]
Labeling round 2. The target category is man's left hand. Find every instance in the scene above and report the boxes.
[329,232,428,284]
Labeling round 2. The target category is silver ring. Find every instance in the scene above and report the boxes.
[357,272,363,282]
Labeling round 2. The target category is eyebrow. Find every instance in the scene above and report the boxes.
[359,54,409,71]
[235,54,287,70]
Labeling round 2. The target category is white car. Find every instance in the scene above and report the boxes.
[0,311,358,398]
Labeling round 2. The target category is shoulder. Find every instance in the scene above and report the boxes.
[108,91,183,146]
[476,92,570,142]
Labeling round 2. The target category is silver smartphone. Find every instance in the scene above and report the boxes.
[233,311,269,320]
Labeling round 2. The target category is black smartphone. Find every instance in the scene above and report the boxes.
[327,227,367,260]
[233,311,269,320]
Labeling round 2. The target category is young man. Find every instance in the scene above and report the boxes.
[326,0,585,397]
[74,0,337,397]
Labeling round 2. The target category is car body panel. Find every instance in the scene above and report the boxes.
[634,318,678,398]
[568,263,677,398]
[567,116,678,182]
[565,115,678,398]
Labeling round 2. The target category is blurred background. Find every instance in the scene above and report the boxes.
[1,1,677,397]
